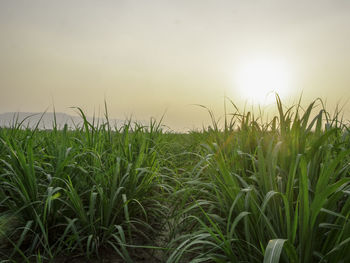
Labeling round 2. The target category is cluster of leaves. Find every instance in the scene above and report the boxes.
[166,96,350,262]
[0,109,166,262]
[1,96,349,262]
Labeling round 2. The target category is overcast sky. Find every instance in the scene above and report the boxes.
[1,0,349,130]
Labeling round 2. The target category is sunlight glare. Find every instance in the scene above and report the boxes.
[235,58,291,105]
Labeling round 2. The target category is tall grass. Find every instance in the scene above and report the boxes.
[0,110,166,262]
[0,96,349,262]
[166,95,350,262]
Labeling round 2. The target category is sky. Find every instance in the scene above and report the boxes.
[1,0,350,130]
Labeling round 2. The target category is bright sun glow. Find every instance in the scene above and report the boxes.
[235,58,291,105]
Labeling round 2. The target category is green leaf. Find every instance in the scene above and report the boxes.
[263,239,287,263]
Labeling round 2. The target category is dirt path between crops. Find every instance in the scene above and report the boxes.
[53,215,172,263]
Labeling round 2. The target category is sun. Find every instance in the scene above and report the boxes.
[235,58,291,105]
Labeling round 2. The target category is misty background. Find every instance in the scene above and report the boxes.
[1,0,349,130]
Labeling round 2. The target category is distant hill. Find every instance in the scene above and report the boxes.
[0,112,125,129]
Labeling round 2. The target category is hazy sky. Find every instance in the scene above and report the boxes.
[1,0,349,130]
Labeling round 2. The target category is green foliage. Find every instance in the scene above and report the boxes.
[0,110,165,261]
[0,96,349,262]
[166,96,350,263]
